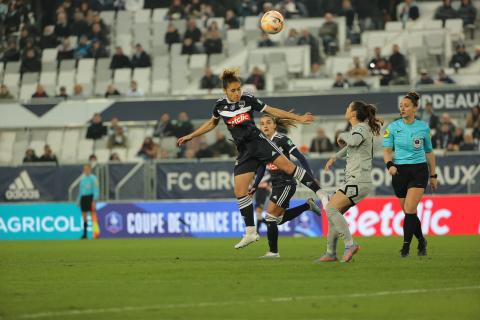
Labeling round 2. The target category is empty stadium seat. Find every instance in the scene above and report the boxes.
[445,19,464,41]
[152,8,168,22]
[5,61,21,74]
[385,21,403,32]
[0,131,16,164]
[133,67,151,94]
[46,130,63,152]
[41,49,58,63]
[95,148,110,163]
[22,73,39,84]
[19,83,37,100]
[77,139,94,162]
[134,9,151,23]
[100,10,115,26]
[57,71,76,94]
[59,59,76,72]
[60,129,80,163]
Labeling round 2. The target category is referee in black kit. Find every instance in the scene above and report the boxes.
[383,92,438,257]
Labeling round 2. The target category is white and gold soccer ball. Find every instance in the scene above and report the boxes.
[260,10,285,34]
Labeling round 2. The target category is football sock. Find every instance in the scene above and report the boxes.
[278,203,310,225]
[256,218,265,233]
[266,221,279,253]
[412,214,424,240]
[292,166,320,193]
[82,222,87,237]
[326,205,354,247]
[326,217,339,255]
[403,213,416,246]
[237,196,255,227]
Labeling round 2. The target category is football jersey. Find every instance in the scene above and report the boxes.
[266,132,297,187]
[212,93,266,144]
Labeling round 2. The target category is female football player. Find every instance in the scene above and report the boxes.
[384,91,437,257]
[318,101,383,262]
[178,68,329,249]
[250,114,322,258]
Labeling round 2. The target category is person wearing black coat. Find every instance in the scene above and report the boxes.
[110,47,132,69]
[131,44,151,68]
[86,113,107,140]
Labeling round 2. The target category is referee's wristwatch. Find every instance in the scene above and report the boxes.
[430,174,438,179]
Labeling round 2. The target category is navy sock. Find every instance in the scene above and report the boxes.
[237,196,255,227]
[412,214,424,240]
[279,203,310,225]
[291,166,320,193]
[403,214,416,246]
[266,221,279,253]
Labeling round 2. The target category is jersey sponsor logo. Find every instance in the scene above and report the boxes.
[383,128,390,138]
[227,113,251,126]
[5,170,40,200]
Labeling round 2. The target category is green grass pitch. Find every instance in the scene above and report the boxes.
[1,236,479,320]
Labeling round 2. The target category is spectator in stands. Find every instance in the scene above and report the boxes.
[389,44,408,85]
[451,127,464,149]
[449,44,471,69]
[258,32,276,47]
[72,84,85,98]
[420,102,439,129]
[457,0,477,26]
[310,128,334,153]
[417,69,434,85]
[56,86,69,99]
[55,12,70,39]
[91,13,109,35]
[110,47,132,69]
[203,29,223,54]
[298,29,321,66]
[245,67,266,91]
[0,84,14,99]
[434,0,458,25]
[57,38,74,60]
[368,47,391,86]
[460,133,477,151]
[174,112,194,138]
[137,137,159,160]
[40,26,58,49]
[277,0,308,18]
[18,27,33,52]
[39,145,58,164]
[347,57,368,79]
[1,40,20,62]
[4,0,28,35]
[32,84,48,98]
[195,141,214,158]
[310,63,322,78]
[21,49,41,74]
[86,113,107,140]
[105,84,121,97]
[318,13,338,55]
[474,117,480,141]
[200,3,214,22]
[131,44,151,68]
[181,37,197,55]
[107,117,127,136]
[153,113,176,138]
[184,18,202,42]
[339,0,355,34]
[167,0,186,20]
[107,126,128,149]
[109,152,121,161]
[436,69,455,84]
[89,154,98,163]
[71,10,90,37]
[432,123,454,150]
[200,67,221,91]
[209,131,236,157]
[186,0,202,18]
[440,112,455,133]
[284,28,299,46]
[165,23,181,49]
[225,9,240,29]
[332,72,349,88]
[74,35,91,59]
[23,148,39,163]
[397,0,420,25]
[473,45,480,61]
[88,40,109,59]
[89,22,109,47]
[126,80,144,97]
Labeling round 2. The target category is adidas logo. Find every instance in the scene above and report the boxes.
[271,151,276,156]
[273,195,278,199]
[5,170,40,200]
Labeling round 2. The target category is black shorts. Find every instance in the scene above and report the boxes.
[234,134,282,176]
[392,163,429,198]
[270,184,296,209]
[80,195,94,212]
[254,187,270,210]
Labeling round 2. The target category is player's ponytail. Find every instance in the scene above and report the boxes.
[221,68,241,89]
[351,101,384,136]
[404,91,420,107]
[262,114,297,131]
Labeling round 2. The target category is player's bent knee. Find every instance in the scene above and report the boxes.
[265,213,282,224]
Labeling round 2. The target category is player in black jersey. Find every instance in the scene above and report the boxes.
[249,114,322,258]
[178,68,329,249]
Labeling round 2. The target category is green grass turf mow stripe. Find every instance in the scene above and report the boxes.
[1,236,479,320]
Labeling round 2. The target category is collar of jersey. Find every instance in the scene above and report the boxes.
[270,131,278,140]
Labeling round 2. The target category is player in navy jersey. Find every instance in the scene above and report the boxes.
[249,114,322,258]
[383,91,438,257]
[178,68,329,249]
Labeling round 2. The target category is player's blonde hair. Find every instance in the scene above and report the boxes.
[261,113,297,131]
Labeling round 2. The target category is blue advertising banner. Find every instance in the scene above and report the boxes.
[0,203,87,240]
[96,200,323,238]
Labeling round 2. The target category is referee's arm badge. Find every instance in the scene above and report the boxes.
[383,128,390,138]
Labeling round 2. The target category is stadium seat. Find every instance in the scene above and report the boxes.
[100,10,115,27]
[227,29,244,43]
[425,20,443,30]
[116,34,133,56]
[42,61,57,73]
[133,23,151,49]
[385,21,403,32]
[170,43,182,57]
[170,19,186,36]
[59,59,76,72]
[152,44,169,57]
[208,53,227,66]
[160,137,179,155]
[189,54,208,79]
[126,147,140,162]
[22,73,39,84]
[5,61,21,74]
[46,129,63,152]
[95,148,110,163]
[78,59,95,72]
[3,73,20,97]
[152,8,168,22]
[57,71,75,95]
[116,11,133,35]
[111,148,127,161]
[113,68,132,93]
[134,9,151,23]
[445,19,465,41]
[29,140,45,156]
[205,17,225,30]
[19,83,37,100]
[40,71,56,86]
[152,22,169,46]
[424,32,445,65]
[68,36,78,48]
[41,49,58,63]
[244,16,260,30]
[0,131,15,163]
[77,139,94,162]
[60,130,80,163]
[133,67,151,94]
[151,78,170,95]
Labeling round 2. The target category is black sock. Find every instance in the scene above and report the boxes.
[279,203,310,225]
[412,214,424,240]
[266,221,279,253]
[403,214,416,246]
[237,196,255,227]
[83,222,87,236]
[291,166,320,193]
[256,218,265,232]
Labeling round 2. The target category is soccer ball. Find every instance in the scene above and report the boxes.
[260,10,284,34]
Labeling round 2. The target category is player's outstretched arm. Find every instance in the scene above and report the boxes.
[177,117,219,146]
[263,105,314,124]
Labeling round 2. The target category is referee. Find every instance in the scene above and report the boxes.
[77,164,100,239]
[383,91,438,257]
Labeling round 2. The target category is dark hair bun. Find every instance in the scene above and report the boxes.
[407,91,420,102]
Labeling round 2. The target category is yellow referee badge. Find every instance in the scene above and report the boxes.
[383,128,390,138]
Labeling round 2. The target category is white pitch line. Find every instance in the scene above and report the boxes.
[16,285,480,319]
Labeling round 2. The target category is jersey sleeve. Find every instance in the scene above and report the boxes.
[351,124,366,139]
[383,123,394,148]
[423,124,433,153]
[245,94,266,112]
[285,136,297,153]
[212,103,220,119]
